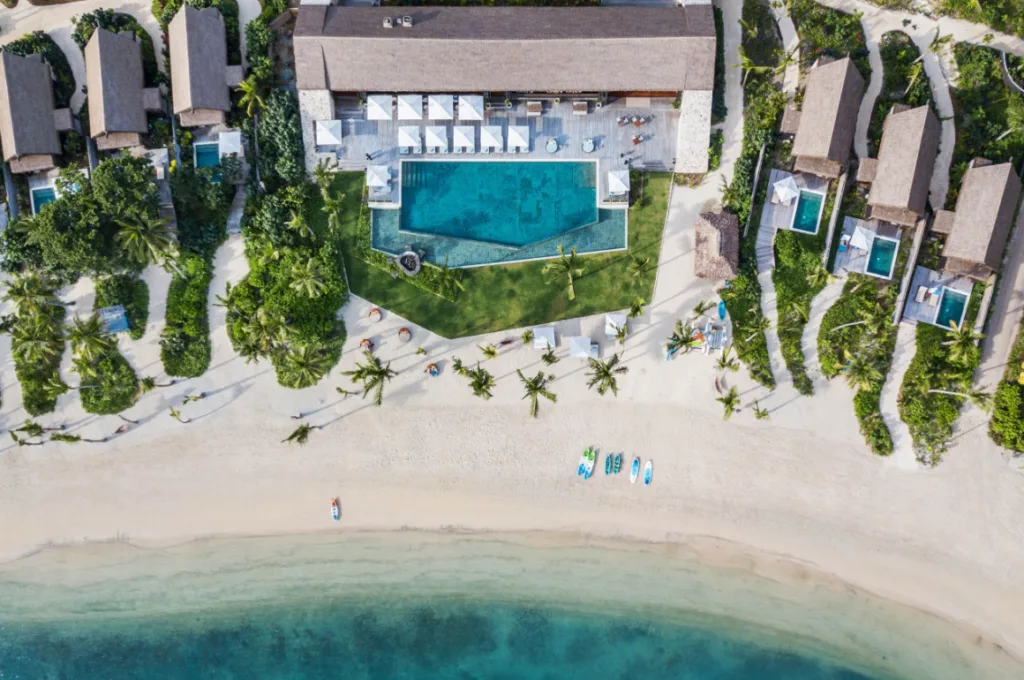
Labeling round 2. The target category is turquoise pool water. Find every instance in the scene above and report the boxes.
[935,288,969,329]
[194,142,220,169]
[30,186,56,215]
[791,190,824,233]
[866,237,898,278]
[400,161,599,247]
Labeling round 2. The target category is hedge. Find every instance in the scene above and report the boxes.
[161,251,213,377]
[95,274,150,341]
[12,304,66,416]
[712,7,729,125]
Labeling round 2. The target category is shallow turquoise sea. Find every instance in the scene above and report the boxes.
[0,599,874,679]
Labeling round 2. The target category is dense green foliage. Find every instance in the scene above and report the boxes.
[152,0,241,65]
[869,32,933,157]
[708,130,724,173]
[2,31,75,108]
[947,43,1024,208]
[11,302,66,416]
[934,0,1024,38]
[989,308,1024,452]
[712,7,728,125]
[77,350,138,414]
[790,0,872,81]
[71,9,160,87]
[95,274,150,341]
[257,90,306,190]
[161,251,213,377]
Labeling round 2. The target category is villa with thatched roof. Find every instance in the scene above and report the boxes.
[85,28,164,151]
[694,211,739,280]
[788,57,864,179]
[169,5,243,127]
[938,159,1022,280]
[0,51,74,174]
[856,105,940,227]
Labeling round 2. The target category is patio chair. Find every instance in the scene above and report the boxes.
[455,147,463,154]
[914,286,928,304]
[928,294,940,308]
[427,147,437,155]
[400,147,410,155]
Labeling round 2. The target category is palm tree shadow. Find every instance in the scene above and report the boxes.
[317,401,377,430]
[189,383,254,422]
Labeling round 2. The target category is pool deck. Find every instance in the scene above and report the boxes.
[833,217,902,279]
[321,98,679,206]
[902,266,974,327]
[759,169,830,234]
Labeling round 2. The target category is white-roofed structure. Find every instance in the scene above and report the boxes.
[608,170,630,196]
[367,164,389,189]
[604,313,627,340]
[366,94,393,120]
[425,125,448,152]
[398,126,421,153]
[508,125,529,152]
[458,95,484,121]
[453,125,475,152]
[850,224,872,251]
[315,119,342,146]
[397,94,423,120]
[481,125,503,152]
[428,94,454,120]
[533,326,556,350]
[219,130,243,157]
[567,336,598,360]
[772,174,799,205]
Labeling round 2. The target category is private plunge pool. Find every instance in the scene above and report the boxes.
[934,287,969,330]
[789,189,826,234]
[371,160,627,268]
[194,142,221,169]
[30,186,57,215]
[865,236,899,280]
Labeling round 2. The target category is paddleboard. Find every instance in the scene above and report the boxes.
[643,460,653,486]
[630,457,640,484]
[584,449,597,480]
[331,499,340,521]
[605,454,613,475]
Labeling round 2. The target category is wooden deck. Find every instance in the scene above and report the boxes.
[833,217,902,279]
[902,266,974,327]
[758,169,830,233]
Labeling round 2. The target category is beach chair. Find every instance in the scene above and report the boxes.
[455,147,463,154]
[928,294,940,308]
[400,147,410,155]
[914,286,928,304]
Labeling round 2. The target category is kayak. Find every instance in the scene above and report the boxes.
[630,457,640,484]
[583,449,597,480]
[604,454,613,475]
[578,447,592,476]
[613,453,622,474]
[331,498,340,521]
[718,300,727,320]
[644,461,653,486]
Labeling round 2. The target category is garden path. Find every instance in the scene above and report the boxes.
[119,266,173,381]
[880,322,918,468]
[771,1,801,94]
[802,275,846,388]
[975,197,1024,391]
[208,233,250,369]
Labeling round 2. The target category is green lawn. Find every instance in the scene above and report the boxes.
[331,171,670,338]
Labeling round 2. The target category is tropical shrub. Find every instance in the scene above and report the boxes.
[790,0,872,81]
[10,302,66,416]
[869,31,933,157]
[257,89,305,190]
[989,314,1024,453]
[161,252,213,377]
[95,274,150,340]
[933,0,1024,39]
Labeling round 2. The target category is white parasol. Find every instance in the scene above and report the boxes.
[458,95,484,121]
[397,94,423,120]
[366,94,393,121]
[608,170,630,196]
[773,175,800,204]
[427,94,454,120]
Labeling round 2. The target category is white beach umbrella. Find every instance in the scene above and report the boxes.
[425,125,448,151]
[508,125,529,151]
[608,170,630,196]
[427,94,454,120]
[453,125,475,152]
[367,165,389,189]
[851,224,873,251]
[533,326,556,350]
[397,94,423,120]
[773,175,800,204]
[481,125,503,151]
[604,313,627,339]
[315,119,343,146]
[567,336,597,360]
[366,94,393,121]
[218,130,243,157]
[458,95,484,121]
[398,126,420,149]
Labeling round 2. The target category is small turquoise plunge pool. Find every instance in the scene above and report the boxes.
[790,190,825,234]
[30,187,57,215]
[194,142,220,169]
[935,288,969,329]
[865,237,898,279]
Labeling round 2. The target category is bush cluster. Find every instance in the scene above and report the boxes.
[76,346,138,415]
[257,89,306,191]
[790,0,872,81]
[95,274,150,341]
[868,31,933,157]
[933,0,1024,39]
[989,309,1024,453]
[11,303,66,416]
[161,252,213,377]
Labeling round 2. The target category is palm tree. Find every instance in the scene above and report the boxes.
[168,406,190,424]
[745,313,771,343]
[785,300,809,327]
[479,344,499,360]
[738,18,759,39]
[517,369,557,418]
[115,213,179,270]
[541,348,559,366]
[235,75,265,118]
[286,211,314,240]
[3,272,61,316]
[842,350,884,392]
[435,257,466,300]
[903,61,925,98]
[9,432,43,447]
[451,356,469,377]
[614,323,628,347]
[244,308,287,354]
[138,376,176,396]
[466,363,496,400]
[586,353,628,396]
[289,259,328,298]
[313,157,336,193]
[42,375,70,401]
[716,346,739,373]
[943,321,984,366]
[927,385,993,412]
[214,282,241,318]
[254,241,285,268]
[283,423,319,445]
[281,344,332,388]
[716,386,741,420]
[830,308,889,336]
[343,350,398,407]
[182,392,207,405]
[627,254,653,285]
[752,400,770,420]
[16,419,64,438]
[997,92,1024,141]
[806,265,832,289]
[666,320,700,356]
[521,329,534,345]
[733,45,772,86]
[542,244,584,301]
[692,299,715,322]
[11,318,61,363]
[68,314,114,363]
[321,190,346,234]
[50,433,106,444]
[628,297,646,320]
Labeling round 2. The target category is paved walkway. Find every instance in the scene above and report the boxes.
[771,2,801,94]
[802,276,846,388]
[880,322,919,469]
[977,198,1024,388]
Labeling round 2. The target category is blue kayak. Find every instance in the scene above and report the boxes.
[718,300,727,320]
[630,457,641,484]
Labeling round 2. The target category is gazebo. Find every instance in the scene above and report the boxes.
[458,95,484,121]
[427,94,454,120]
[425,125,448,153]
[397,94,423,120]
[453,125,475,153]
[567,336,598,360]
[366,94,393,121]
[508,125,529,152]
[367,165,390,191]
[533,326,556,350]
[608,170,630,196]
[398,126,421,153]
[481,125,503,153]
[315,119,342,147]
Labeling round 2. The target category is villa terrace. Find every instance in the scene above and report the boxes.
[833,217,902,281]
[902,265,974,329]
[759,169,829,234]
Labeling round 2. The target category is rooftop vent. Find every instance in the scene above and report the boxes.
[382,16,392,28]
[402,15,413,27]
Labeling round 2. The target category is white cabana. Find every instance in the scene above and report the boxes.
[425,125,448,152]
[608,170,630,196]
[604,313,627,340]
[567,336,598,360]
[398,126,421,153]
[397,94,423,121]
[218,130,242,157]
[481,125,503,152]
[458,95,484,121]
[453,125,475,152]
[772,175,800,205]
[427,94,454,120]
[533,326,556,350]
[367,165,390,189]
[508,125,530,152]
[367,94,393,121]
[315,120,342,147]
[850,224,873,251]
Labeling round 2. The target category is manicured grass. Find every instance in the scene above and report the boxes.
[95,274,149,340]
[869,32,933,158]
[334,172,669,338]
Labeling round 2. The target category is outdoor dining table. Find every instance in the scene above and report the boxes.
[545,138,558,153]
[582,139,596,153]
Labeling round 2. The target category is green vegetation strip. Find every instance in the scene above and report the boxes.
[72,315,138,416]
[95,275,149,341]
[713,6,729,125]
[991,323,1024,452]
[9,298,66,416]
[932,0,1024,39]
[790,0,872,81]
[869,32,933,158]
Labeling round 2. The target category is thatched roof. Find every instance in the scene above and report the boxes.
[867,105,940,225]
[169,5,230,115]
[0,51,60,162]
[294,6,715,93]
[792,57,864,174]
[86,28,147,138]
[931,209,956,235]
[941,161,1021,276]
[694,211,739,280]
